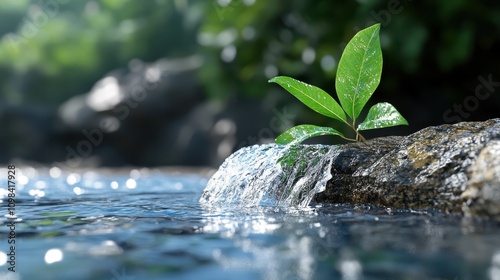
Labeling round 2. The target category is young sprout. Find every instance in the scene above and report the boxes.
[269,23,408,144]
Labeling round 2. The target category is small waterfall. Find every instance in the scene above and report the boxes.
[199,144,339,207]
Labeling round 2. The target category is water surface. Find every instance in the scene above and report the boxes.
[0,166,499,279]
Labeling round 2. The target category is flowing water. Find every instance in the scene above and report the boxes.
[1,145,500,279]
[200,144,339,207]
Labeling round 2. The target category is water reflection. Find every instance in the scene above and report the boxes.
[199,207,323,280]
[200,206,348,279]
[203,209,316,279]
[200,203,500,280]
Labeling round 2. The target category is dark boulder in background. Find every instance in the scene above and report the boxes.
[0,104,60,163]
[0,56,287,168]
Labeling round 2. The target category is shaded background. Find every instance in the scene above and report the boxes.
[0,0,499,168]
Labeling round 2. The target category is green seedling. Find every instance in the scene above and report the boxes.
[269,23,408,144]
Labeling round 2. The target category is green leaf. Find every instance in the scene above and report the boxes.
[276,124,345,145]
[336,23,382,120]
[269,76,347,123]
[357,102,409,131]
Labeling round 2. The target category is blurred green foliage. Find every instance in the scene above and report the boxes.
[200,0,500,130]
[201,1,498,95]
[0,0,499,128]
[0,0,201,106]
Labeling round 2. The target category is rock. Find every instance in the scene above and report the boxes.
[54,56,208,167]
[462,141,500,218]
[55,55,285,167]
[141,98,277,166]
[0,104,64,163]
[58,55,204,132]
[312,119,500,220]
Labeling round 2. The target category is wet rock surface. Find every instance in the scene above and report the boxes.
[312,119,500,220]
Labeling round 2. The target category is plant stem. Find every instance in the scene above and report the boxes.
[344,120,367,142]
[340,136,358,142]
[357,132,366,142]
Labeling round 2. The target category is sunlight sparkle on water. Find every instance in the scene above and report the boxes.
[73,187,85,195]
[18,175,29,185]
[49,167,62,179]
[110,181,119,189]
[35,180,47,189]
[490,251,500,280]
[44,249,63,264]
[88,240,123,256]
[29,189,45,197]
[66,173,81,185]
[0,251,6,266]
[126,179,137,189]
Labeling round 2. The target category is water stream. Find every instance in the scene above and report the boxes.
[200,144,339,207]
